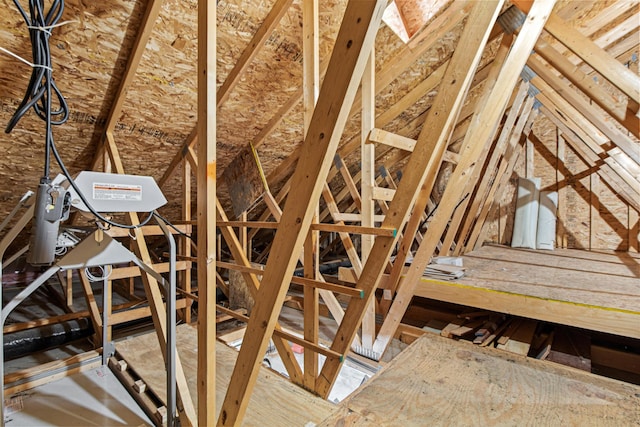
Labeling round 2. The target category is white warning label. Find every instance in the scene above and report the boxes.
[93,182,142,201]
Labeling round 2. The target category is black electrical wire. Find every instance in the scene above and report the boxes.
[6,0,67,179]
[6,0,154,230]
[153,212,196,242]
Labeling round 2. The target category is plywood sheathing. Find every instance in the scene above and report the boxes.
[0,0,637,253]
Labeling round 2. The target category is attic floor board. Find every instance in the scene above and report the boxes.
[417,245,640,339]
[318,333,640,427]
[115,324,335,427]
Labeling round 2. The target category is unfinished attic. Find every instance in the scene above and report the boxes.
[0,0,638,425]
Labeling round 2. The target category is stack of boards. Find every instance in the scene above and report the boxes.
[423,256,465,280]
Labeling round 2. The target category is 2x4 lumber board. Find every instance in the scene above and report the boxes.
[217,261,363,299]
[262,187,356,344]
[361,48,377,351]
[108,261,188,281]
[383,31,518,316]
[447,79,531,254]
[332,213,386,223]
[78,270,103,341]
[265,0,472,188]
[527,54,640,164]
[513,0,640,104]
[316,0,507,395]
[372,186,396,202]
[182,159,193,323]
[557,130,567,248]
[105,224,189,238]
[415,278,640,340]
[458,94,536,252]
[630,208,639,252]
[105,0,164,133]
[368,128,416,152]
[590,173,601,250]
[105,130,196,426]
[216,199,302,384]
[218,220,395,237]
[197,0,217,424]
[109,298,188,326]
[373,0,556,359]
[531,36,638,137]
[302,0,319,135]
[218,4,387,424]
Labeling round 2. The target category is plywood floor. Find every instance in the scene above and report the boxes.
[318,333,640,426]
[416,245,640,338]
[116,324,335,427]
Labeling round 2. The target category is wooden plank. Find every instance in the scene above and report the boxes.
[557,130,567,248]
[196,0,216,424]
[531,37,638,138]
[108,261,188,281]
[527,54,640,164]
[590,173,600,250]
[332,213,386,223]
[216,200,303,385]
[372,186,395,202]
[373,0,556,359]
[497,318,537,355]
[219,4,387,424]
[181,159,193,323]
[368,128,416,152]
[218,220,395,237]
[513,1,640,104]
[316,0,507,395]
[361,48,376,351]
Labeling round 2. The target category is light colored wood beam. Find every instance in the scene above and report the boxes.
[373,0,556,359]
[513,0,640,104]
[316,0,506,396]
[218,3,387,424]
[527,55,639,163]
[197,0,216,424]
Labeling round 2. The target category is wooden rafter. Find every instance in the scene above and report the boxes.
[372,0,557,359]
[218,3,387,424]
[315,0,506,396]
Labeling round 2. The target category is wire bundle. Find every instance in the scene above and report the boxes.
[5,0,68,180]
